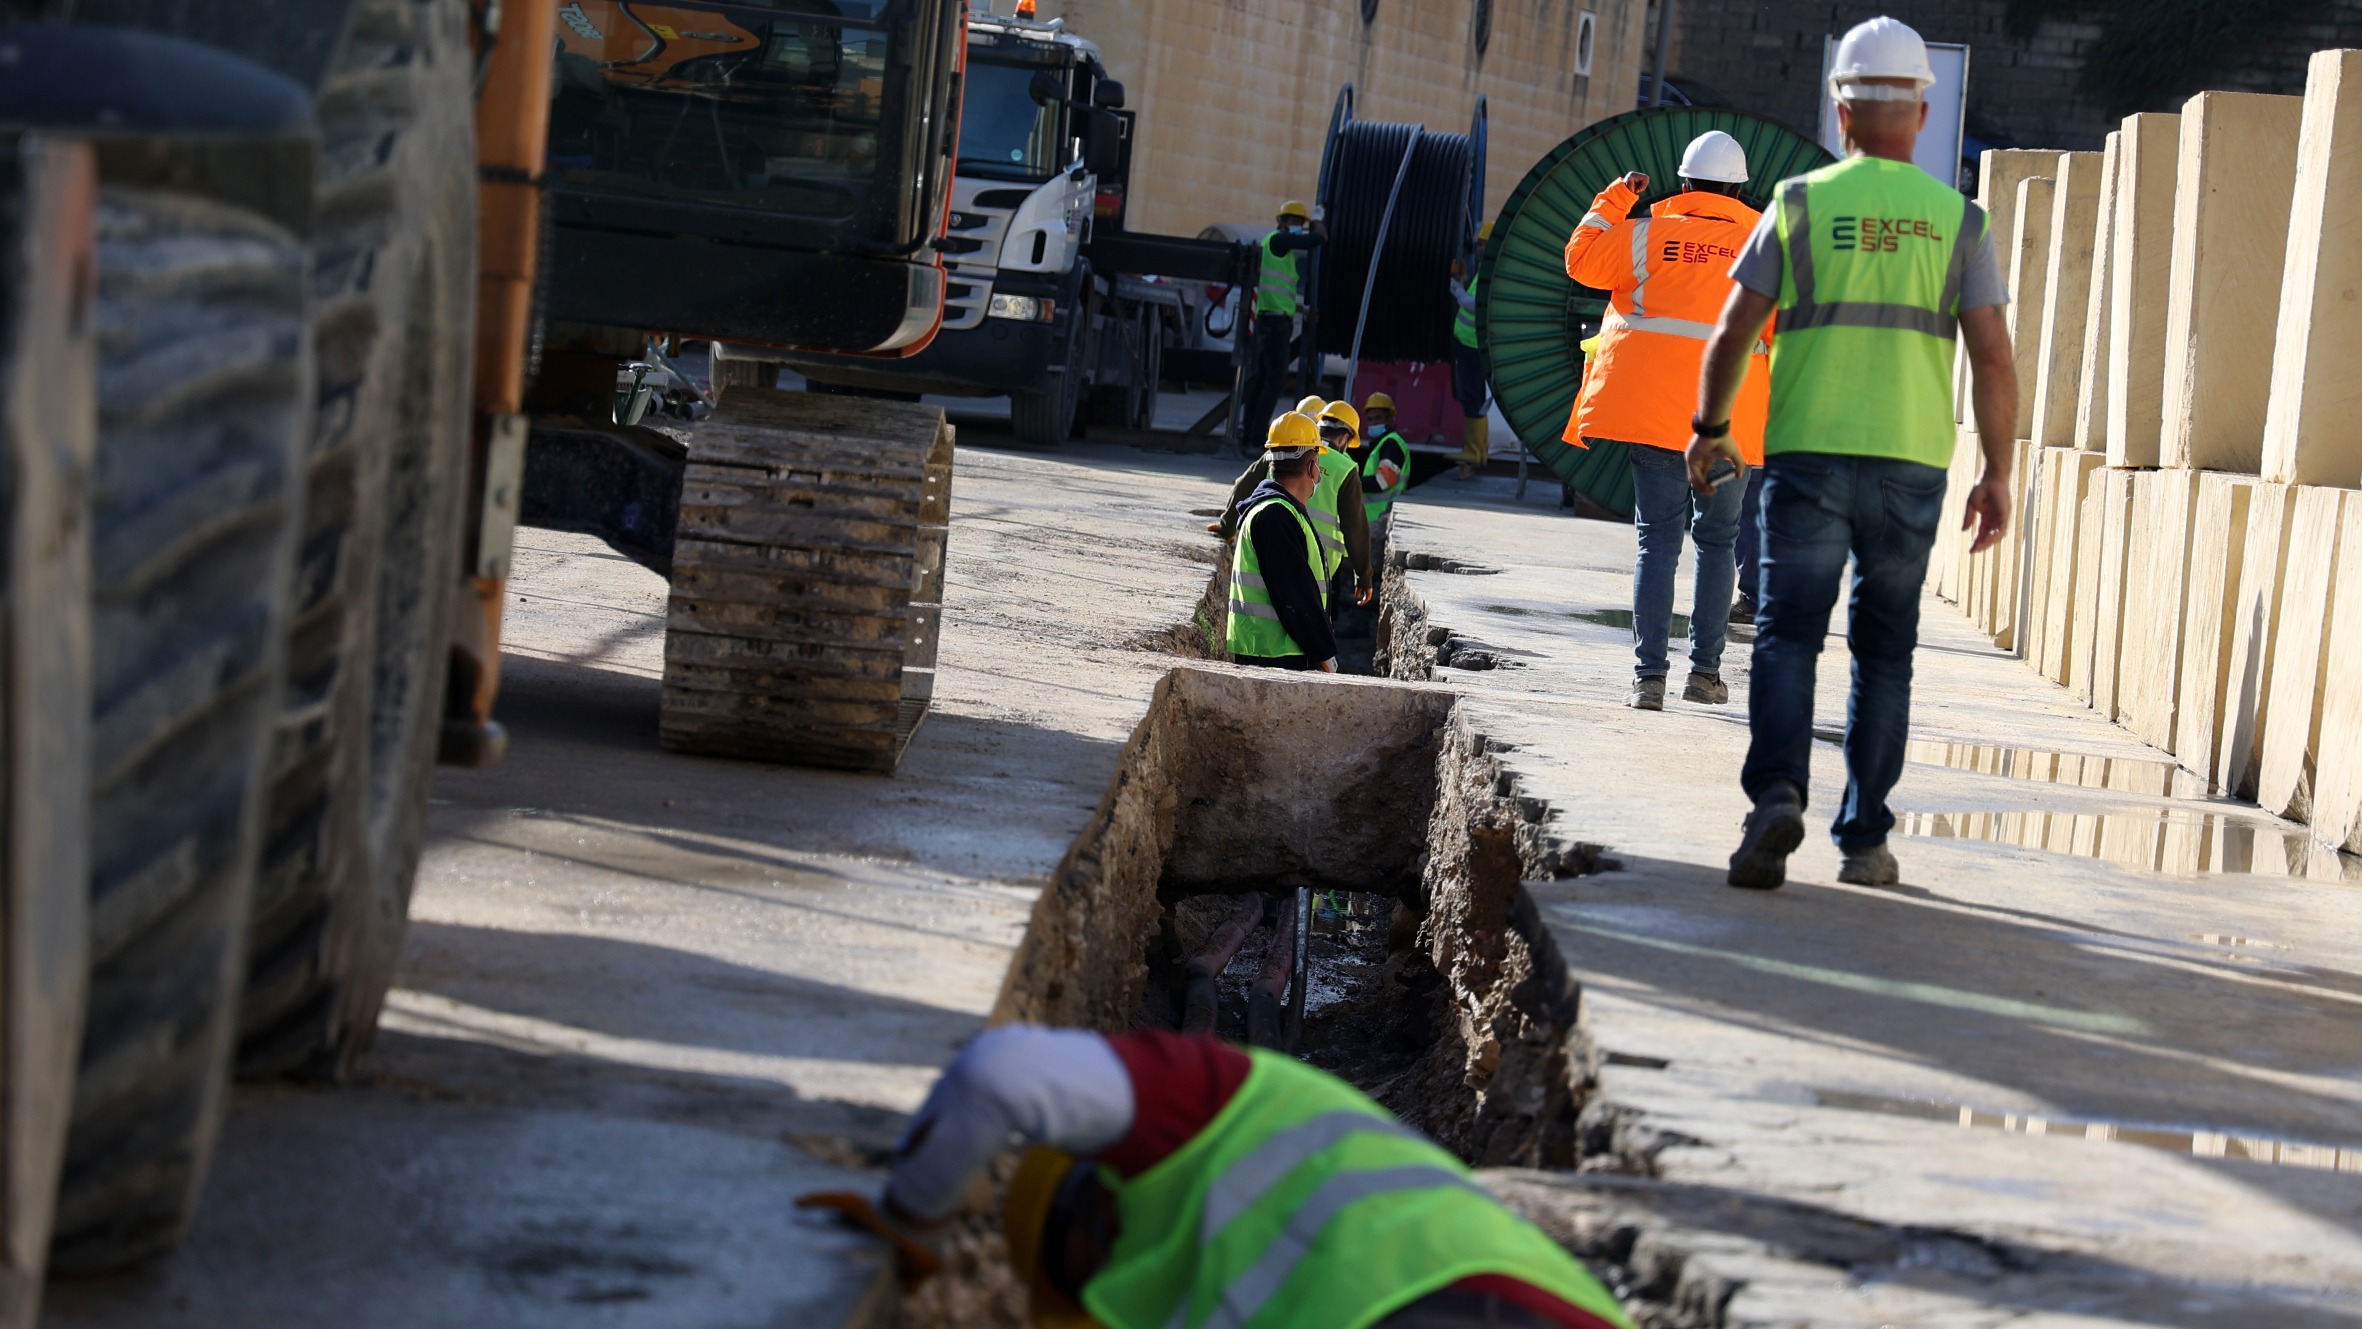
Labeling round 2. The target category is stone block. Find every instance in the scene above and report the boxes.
[1965,150,2057,424]
[2133,468,2202,750]
[1987,439,2036,646]
[2040,451,2106,682]
[2073,132,2120,453]
[2032,152,2105,447]
[2087,467,2138,715]
[2159,92,2305,471]
[2006,176,2056,442]
[2068,468,2112,700]
[2263,51,2362,487]
[2255,486,2347,819]
[2105,113,2180,467]
[2022,446,2066,663]
[2175,474,2257,781]
[2113,471,2159,724]
[2306,497,2362,850]
[2217,481,2295,800]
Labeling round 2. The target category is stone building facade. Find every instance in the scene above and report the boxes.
[1645,0,2362,152]
[1029,0,1651,236]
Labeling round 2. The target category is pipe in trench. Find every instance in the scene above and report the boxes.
[1181,893,1267,1034]
[1246,892,1300,1049]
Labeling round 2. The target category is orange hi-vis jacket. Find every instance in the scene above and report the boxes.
[1563,180,1771,462]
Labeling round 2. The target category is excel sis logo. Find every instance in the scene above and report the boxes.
[1658,239,1737,264]
[1830,217,1945,252]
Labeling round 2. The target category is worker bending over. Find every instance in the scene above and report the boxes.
[1240,201,1326,437]
[1447,221,1494,480]
[1359,392,1412,555]
[884,1024,1632,1329]
[1689,16,2016,890]
[1216,398,1373,611]
[1564,130,1770,712]
[1227,413,1340,671]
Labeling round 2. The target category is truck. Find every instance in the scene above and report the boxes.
[777,5,1259,448]
[0,0,973,1313]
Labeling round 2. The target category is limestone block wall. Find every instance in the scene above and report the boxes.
[1929,48,2362,865]
[1027,0,1648,237]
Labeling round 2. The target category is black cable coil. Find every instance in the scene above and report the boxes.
[1316,119,1474,365]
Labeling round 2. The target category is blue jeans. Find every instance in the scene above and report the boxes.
[1741,453,1947,850]
[1627,443,1741,678]
[1736,466,1765,603]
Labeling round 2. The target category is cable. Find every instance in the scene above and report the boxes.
[1316,116,1475,365]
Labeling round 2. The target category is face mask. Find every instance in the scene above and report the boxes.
[1366,422,1384,438]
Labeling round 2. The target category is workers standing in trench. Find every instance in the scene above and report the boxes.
[1563,130,1770,713]
[1240,201,1327,438]
[1359,392,1412,558]
[1688,15,2016,890]
[1227,412,1341,672]
[1215,397,1374,616]
[1448,221,1494,481]
[872,1024,1634,1329]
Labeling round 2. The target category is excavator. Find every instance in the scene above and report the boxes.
[0,0,970,1311]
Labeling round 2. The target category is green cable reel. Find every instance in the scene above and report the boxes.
[1476,107,1835,516]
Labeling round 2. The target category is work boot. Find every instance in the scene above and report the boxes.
[1727,780,1805,890]
[1682,671,1728,704]
[1729,594,1756,625]
[1628,676,1665,711]
[1838,843,1901,887]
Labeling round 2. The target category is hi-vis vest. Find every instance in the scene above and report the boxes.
[1228,497,1324,658]
[1256,232,1301,316]
[1767,155,1984,469]
[1083,1049,1630,1329]
[1310,451,1357,577]
[1452,273,1481,348]
[1562,181,1771,460]
[1362,432,1409,519]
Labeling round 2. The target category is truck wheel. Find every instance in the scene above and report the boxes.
[49,186,309,1273]
[1009,313,1087,448]
[236,0,476,1081]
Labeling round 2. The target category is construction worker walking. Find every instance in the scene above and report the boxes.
[1448,221,1494,480]
[1564,130,1770,713]
[1690,16,2016,890]
[1240,201,1327,437]
[1359,392,1412,557]
[871,1024,1633,1329]
[1216,397,1373,613]
[1226,412,1341,671]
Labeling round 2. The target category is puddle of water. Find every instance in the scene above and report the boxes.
[1895,809,2362,882]
[1568,608,1691,637]
[2192,933,2284,949]
[1904,741,2208,798]
[1814,1088,2362,1173]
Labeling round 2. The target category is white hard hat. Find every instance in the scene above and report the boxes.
[1827,16,1935,102]
[1678,130,1749,184]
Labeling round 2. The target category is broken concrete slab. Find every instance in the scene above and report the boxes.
[2105,113,2181,468]
[2159,91,2304,472]
[2264,49,2362,488]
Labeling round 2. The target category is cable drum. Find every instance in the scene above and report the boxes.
[1315,116,1475,366]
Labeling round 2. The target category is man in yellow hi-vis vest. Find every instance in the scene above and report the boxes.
[1240,201,1327,441]
[1687,16,2017,892]
[837,1025,1633,1329]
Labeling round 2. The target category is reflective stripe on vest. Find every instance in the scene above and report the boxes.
[1256,232,1301,315]
[1362,434,1408,518]
[1085,1051,1631,1329]
[1452,273,1480,348]
[1309,451,1356,575]
[1599,307,1772,355]
[1627,218,1653,318]
[1227,497,1324,657]
[1766,156,1983,467]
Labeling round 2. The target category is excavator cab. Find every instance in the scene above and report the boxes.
[540,0,965,353]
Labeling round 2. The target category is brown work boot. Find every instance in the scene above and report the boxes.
[1728,780,1805,890]
[1628,676,1666,711]
[1682,671,1728,704]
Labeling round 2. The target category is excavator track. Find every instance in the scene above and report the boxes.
[659,386,953,773]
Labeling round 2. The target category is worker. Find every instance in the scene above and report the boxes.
[1448,221,1494,480]
[1214,397,1374,613]
[876,1024,1634,1329]
[1689,16,2015,890]
[1359,392,1411,555]
[1227,412,1341,671]
[1240,201,1326,439]
[1563,129,1770,713]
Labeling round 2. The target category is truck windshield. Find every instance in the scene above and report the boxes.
[957,58,1063,182]
[545,0,897,220]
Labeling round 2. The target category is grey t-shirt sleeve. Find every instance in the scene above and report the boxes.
[1958,214,2008,310]
[1729,207,1784,297]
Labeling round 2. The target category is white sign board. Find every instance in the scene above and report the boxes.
[1819,39,1970,189]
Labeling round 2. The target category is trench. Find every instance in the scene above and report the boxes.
[903,666,1601,1327]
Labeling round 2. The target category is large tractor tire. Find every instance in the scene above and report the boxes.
[48,184,310,1273]
[236,0,477,1081]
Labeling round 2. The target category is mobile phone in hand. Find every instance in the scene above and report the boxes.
[1706,458,1741,491]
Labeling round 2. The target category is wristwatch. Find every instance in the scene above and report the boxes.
[1691,415,1731,439]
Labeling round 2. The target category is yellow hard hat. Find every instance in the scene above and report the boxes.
[1005,1147,1099,1329]
[1317,401,1361,435]
[1295,395,1326,416]
[1362,392,1395,413]
[1265,410,1322,453]
[1277,199,1311,221]
[1478,219,1494,241]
